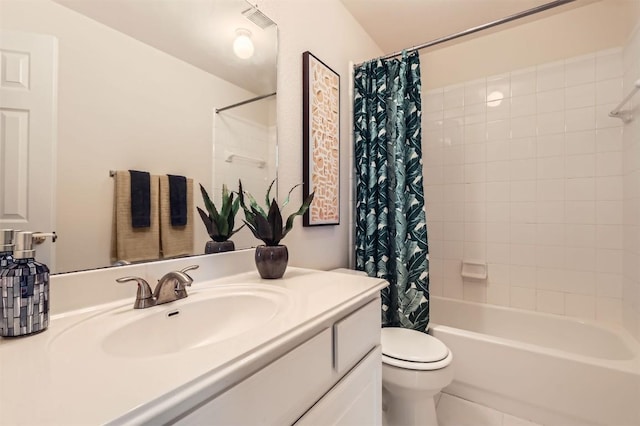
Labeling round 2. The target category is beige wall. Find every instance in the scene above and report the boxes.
[257,0,382,270]
[422,0,637,89]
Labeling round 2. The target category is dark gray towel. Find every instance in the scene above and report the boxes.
[129,170,151,228]
[168,174,188,227]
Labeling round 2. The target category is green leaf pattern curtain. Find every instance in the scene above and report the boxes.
[354,51,430,331]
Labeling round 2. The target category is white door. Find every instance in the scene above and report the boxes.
[0,30,57,269]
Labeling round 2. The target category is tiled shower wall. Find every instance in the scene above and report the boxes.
[622,24,640,341]
[424,48,626,325]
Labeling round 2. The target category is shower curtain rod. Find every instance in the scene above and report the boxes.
[355,0,576,66]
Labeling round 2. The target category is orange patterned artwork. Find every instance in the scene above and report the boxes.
[303,51,340,226]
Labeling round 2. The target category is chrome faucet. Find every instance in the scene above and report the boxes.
[116,265,199,309]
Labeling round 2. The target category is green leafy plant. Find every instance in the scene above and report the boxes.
[238,179,314,246]
[197,184,244,242]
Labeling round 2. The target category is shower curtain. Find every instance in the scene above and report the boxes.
[353,51,430,332]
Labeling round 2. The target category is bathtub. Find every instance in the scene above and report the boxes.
[429,296,640,426]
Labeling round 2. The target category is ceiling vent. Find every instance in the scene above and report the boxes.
[242,6,275,29]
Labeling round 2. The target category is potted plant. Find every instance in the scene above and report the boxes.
[197,183,244,254]
[239,179,314,279]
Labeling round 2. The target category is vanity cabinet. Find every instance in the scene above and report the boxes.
[174,298,382,425]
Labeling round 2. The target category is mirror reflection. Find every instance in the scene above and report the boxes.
[0,0,278,274]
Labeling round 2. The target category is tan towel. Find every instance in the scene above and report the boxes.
[159,176,194,258]
[110,171,160,264]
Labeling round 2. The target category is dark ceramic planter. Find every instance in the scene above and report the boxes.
[255,245,288,279]
[205,240,235,254]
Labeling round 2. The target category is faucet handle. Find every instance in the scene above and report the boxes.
[174,265,199,299]
[116,276,155,309]
[180,265,199,277]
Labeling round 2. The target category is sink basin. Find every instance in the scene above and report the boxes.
[49,284,291,358]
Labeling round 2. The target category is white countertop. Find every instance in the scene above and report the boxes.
[0,267,387,425]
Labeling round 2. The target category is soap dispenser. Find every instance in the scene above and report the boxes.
[0,229,15,269]
[0,231,55,337]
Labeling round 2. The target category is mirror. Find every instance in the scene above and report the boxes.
[0,0,278,274]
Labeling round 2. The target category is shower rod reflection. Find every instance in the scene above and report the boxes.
[355,0,576,66]
[216,92,276,113]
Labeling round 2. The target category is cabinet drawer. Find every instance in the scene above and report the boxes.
[296,346,382,426]
[175,328,333,426]
[333,298,380,375]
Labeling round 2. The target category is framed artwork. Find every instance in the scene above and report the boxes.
[302,51,340,226]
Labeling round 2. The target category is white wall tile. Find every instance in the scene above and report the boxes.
[423,47,626,330]
[536,133,564,158]
[595,127,623,152]
[464,122,486,143]
[537,112,565,136]
[565,107,596,132]
[486,119,510,141]
[536,201,564,224]
[596,200,623,224]
[596,49,623,81]
[596,296,623,324]
[565,200,596,224]
[511,94,536,118]
[537,290,565,315]
[596,176,623,200]
[537,88,565,113]
[486,201,510,222]
[465,142,486,164]
[537,61,565,92]
[565,154,595,178]
[565,83,596,109]
[463,280,487,302]
[510,286,536,310]
[486,161,511,182]
[465,78,487,105]
[565,224,596,248]
[536,223,565,246]
[537,156,565,179]
[510,137,536,160]
[596,152,622,176]
[510,180,536,202]
[510,265,537,288]
[596,78,623,105]
[510,67,536,97]
[510,159,537,181]
[424,88,444,113]
[565,130,595,155]
[487,243,510,264]
[537,179,565,201]
[565,293,596,319]
[486,140,510,161]
[565,54,595,87]
[486,283,510,306]
[443,84,465,109]
[511,115,537,139]
[596,103,624,129]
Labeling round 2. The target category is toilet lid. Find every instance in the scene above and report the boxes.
[381,327,449,363]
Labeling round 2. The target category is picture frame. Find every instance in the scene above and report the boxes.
[302,51,340,226]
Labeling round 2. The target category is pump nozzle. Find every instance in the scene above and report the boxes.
[14,232,56,259]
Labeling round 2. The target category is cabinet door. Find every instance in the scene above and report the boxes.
[296,346,382,426]
[175,328,333,426]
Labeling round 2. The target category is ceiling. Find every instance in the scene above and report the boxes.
[340,0,599,56]
[54,0,277,95]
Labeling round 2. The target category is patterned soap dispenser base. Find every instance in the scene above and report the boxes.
[0,231,56,337]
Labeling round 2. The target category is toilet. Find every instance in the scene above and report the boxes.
[381,327,454,426]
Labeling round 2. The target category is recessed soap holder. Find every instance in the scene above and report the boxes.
[461,260,488,280]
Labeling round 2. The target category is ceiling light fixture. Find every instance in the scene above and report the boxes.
[233,28,254,59]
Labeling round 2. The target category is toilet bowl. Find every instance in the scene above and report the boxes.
[381,327,454,426]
